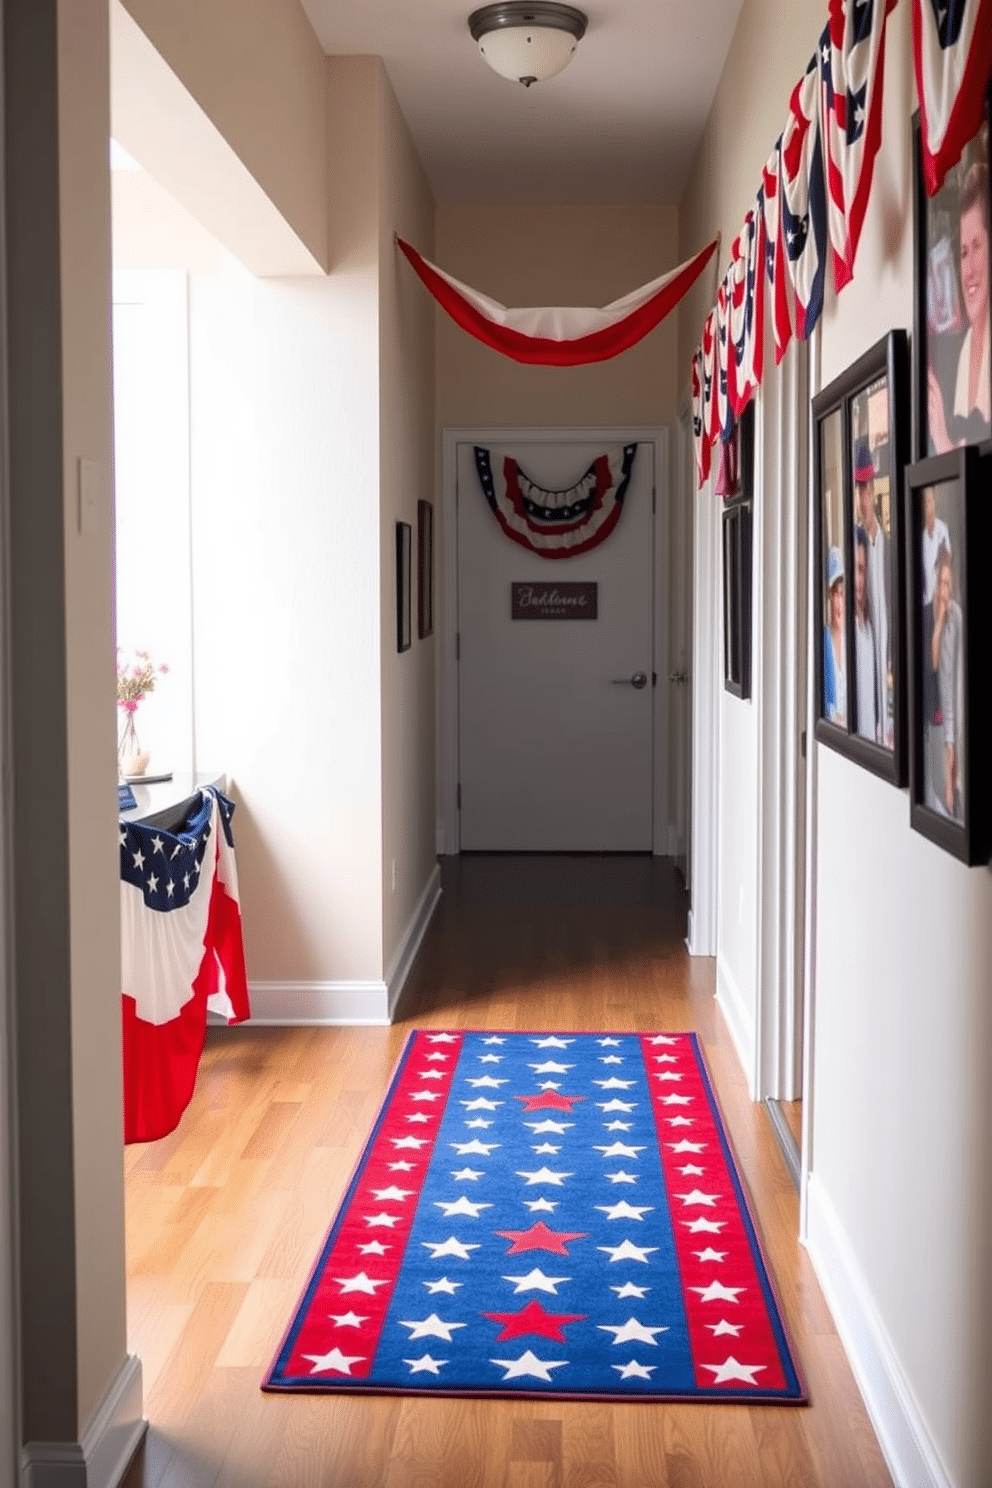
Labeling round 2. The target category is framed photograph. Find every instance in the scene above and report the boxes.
[417,499,434,639]
[812,331,910,783]
[396,520,412,653]
[721,403,754,699]
[913,94,991,459]
[904,447,991,864]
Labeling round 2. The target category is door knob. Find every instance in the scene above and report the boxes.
[612,671,648,689]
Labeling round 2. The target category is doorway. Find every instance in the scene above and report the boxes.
[443,428,669,853]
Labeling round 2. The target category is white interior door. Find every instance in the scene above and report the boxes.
[456,434,656,851]
[672,408,695,885]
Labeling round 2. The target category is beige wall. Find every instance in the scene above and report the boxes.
[437,205,681,431]
[680,2,992,1483]
[377,70,438,972]
[119,0,328,270]
[59,0,130,1433]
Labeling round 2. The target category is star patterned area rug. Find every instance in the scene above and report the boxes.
[263,1031,806,1403]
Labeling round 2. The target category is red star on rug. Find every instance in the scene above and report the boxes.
[513,1091,587,1113]
[494,1221,588,1255]
[482,1298,587,1343]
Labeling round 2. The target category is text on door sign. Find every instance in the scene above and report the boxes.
[511,582,598,620]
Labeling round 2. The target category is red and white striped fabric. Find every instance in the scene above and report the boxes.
[121,787,250,1143]
[913,0,992,195]
[397,236,718,366]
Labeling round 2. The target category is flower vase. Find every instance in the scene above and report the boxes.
[118,707,149,778]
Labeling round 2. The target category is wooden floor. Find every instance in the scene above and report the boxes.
[122,855,892,1488]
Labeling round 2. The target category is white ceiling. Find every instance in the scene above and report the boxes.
[300,0,746,205]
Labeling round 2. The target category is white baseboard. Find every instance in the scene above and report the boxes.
[245,864,442,1027]
[804,1175,952,1488]
[246,979,391,1025]
[715,952,755,1096]
[386,864,442,1020]
[22,1354,145,1488]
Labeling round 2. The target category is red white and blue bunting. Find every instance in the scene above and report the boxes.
[474,445,637,559]
[397,237,717,366]
[692,0,991,488]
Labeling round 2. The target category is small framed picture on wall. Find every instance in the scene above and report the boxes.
[720,403,754,700]
[904,447,991,864]
[396,520,412,653]
[812,331,910,784]
[417,500,434,640]
[912,94,991,458]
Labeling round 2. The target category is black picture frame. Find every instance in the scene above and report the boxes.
[721,403,754,699]
[912,94,992,461]
[904,446,991,864]
[812,331,910,784]
[396,521,412,653]
[417,499,434,640]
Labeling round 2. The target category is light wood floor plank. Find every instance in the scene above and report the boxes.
[122,855,892,1488]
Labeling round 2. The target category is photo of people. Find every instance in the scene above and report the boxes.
[919,479,966,824]
[849,369,893,747]
[923,119,991,453]
[818,407,847,727]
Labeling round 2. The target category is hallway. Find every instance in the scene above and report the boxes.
[123,856,892,1486]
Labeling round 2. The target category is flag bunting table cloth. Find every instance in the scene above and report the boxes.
[121,785,250,1144]
[265,1031,805,1403]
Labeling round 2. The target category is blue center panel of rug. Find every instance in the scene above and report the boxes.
[369,1032,695,1393]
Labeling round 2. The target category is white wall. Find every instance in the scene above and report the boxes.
[682,2,992,1484]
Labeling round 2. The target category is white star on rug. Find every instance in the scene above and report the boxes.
[660,1094,693,1106]
[598,1317,669,1346]
[701,1356,766,1384]
[462,1097,501,1110]
[525,1120,573,1135]
[695,1248,727,1264]
[304,1347,363,1375]
[599,1056,625,1064]
[464,1119,492,1129]
[683,1217,726,1233]
[708,1319,742,1337]
[604,1170,638,1184]
[481,1036,506,1044]
[502,1268,571,1294]
[594,1077,636,1089]
[451,1167,484,1182]
[691,1281,745,1303]
[598,1099,636,1113]
[678,1164,705,1176]
[427,1033,458,1042]
[370,1185,413,1203]
[490,1350,568,1382]
[648,1035,679,1045]
[516,1166,573,1185]
[423,1277,462,1294]
[408,1091,442,1103]
[529,1061,574,1074]
[357,1241,389,1256]
[422,1237,480,1261]
[405,1113,432,1124]
[329,1312,367,1328]
[594,1142,645,1159]
[397,1314,467,1341]
[536,1081,562,1090]
[388,1161,416,1172]
[333,1272,388,1295]
[465,1076,508,1088]
[604,1121,633,1131]
[597,1239,658,1263]
[611,1282,649,1299]
[404,1353,447,1374]
[654,1053,679,1063]
[478,1054,503,1063]
[531,1037,574,1048]
[363,1212,401,1228]
[524,1198,558,1213]
[424,1053,449,1062]
[451,1139,500,1156]
[613,1359,656,1380]
[531,1143,561,1155]
[668,1140,706,1153]
[595,1200,654,1221]
[676,1189,718,1207]
[434,1196,492,1219]
[391,1137,429,1150]
[418,1071,445,1081]
[597,1037,622,1046]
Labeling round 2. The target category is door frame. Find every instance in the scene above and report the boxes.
[439,425,669,856]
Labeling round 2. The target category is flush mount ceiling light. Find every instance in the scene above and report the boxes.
[468,3,587,87]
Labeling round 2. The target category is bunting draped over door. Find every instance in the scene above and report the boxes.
[397,237,718,366]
